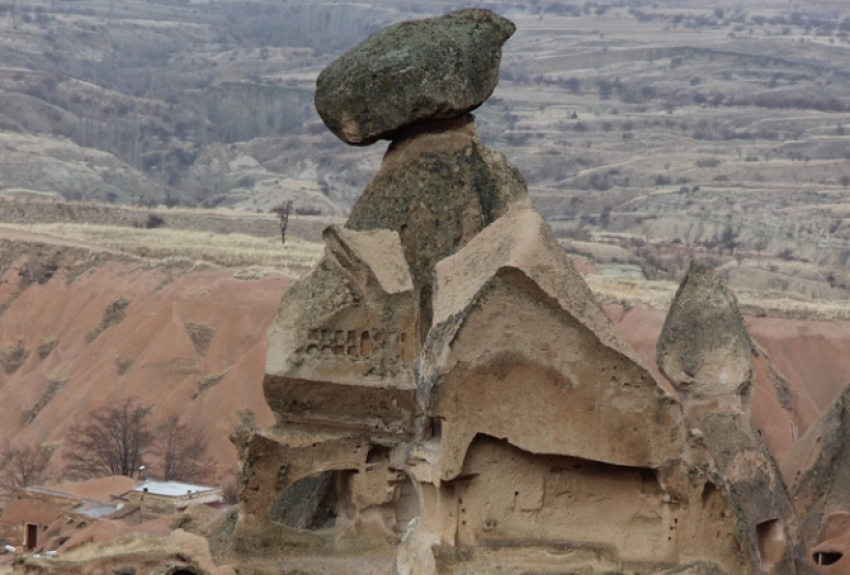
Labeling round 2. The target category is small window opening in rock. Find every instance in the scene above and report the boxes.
[814,552,843,566]
[424,418,442,441]
[394,477,419,533]
[366,446,388,466]
[756,519,786,569]
[701,482,718,507]
[360,331,372,357]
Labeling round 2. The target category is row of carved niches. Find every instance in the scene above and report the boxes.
[298,328,416,363]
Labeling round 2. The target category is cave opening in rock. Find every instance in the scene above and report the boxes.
[266,470,353,530]
[814,551,843,566]
[756,518,786,569]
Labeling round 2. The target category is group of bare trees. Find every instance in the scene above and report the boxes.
[0,443,49,499]
[0,398,215,498]
[63,398,215,483]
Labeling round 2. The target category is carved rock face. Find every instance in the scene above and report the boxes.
[413,205,685,480]
[263,226,420,435]
[657,260,754,407]
[315,8,515,145]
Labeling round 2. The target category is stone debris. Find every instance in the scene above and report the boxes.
[229,9,823,575]
[315,9,515,145]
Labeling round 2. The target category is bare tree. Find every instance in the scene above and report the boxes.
[153,416,216,483]
[63,398,153,479]
[271,201,293,245]
[0,443,50,498]
[754,234,771,259]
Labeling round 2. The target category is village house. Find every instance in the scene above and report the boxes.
[125,480,223,518]
[0,479,140,551]
[0,477,224,552]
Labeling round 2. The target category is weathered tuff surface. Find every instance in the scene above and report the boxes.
[398,206,776,575]
[315,9,515,145]
[263,225,419,433]
[346,117,529,342]
[415,205,683,479]
[657,261,809,575]
[231,225,421,562]
[808,512,850,575]
[657,260,755,409]
[782,385,850,549]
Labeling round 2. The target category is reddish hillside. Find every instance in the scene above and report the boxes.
[0,241,287,484]
[606,304,850,462]
[3,232,848,490]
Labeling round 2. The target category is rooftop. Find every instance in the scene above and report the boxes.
[130,480,219,498]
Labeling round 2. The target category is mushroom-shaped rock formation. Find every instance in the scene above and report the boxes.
[315,9,515,145]
[657,261,809,575]
[657,259,754,411]
[782,385,850,549]
[229,9,817,575]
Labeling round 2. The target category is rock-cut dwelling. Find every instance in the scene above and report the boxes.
[229,8,817,575]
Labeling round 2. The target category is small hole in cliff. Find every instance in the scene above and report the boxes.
[514,491,519,496]
[814,552,843,566]
[574,464,582,470]
[366,446,388,465]
[360,332,372,357]
[756,519,786,569]
[701,482,718,507]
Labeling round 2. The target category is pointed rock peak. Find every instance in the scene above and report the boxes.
[781,385,850,546]
[324,226,413,296]
[429,206,640,363]
[264,226,417,392]
[416,206,683,477]
[657,260,754,403]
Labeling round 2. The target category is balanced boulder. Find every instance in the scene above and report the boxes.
[315,8,515,145]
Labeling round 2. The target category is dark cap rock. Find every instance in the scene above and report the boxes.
[315,8,516,146]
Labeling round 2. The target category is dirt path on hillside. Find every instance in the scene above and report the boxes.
[0,225,122,254]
